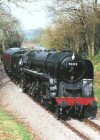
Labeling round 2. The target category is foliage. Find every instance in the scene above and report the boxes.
[91,54,100,64]
[40,0,100,57]
[0,0,33,52]
[95,88,100,98]
[0,5,23,51]
[92,55,100,105]
[0,0,31,8]
[0,107,33,140]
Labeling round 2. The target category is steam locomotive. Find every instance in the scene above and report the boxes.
[2,47,97,119]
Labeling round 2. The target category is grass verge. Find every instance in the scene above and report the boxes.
[0,106,33,140]
[91,55,100,108]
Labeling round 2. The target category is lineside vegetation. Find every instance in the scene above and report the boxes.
[0,107,33,140]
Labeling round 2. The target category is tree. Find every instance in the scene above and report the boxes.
[0,0,31,8]
[0,0,32,51]
[46,0,100,56]
[40,21,78,51]
[0,7,23,51]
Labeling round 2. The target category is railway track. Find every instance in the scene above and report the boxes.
[84,119,100,133]
[33,98,100,140]
[30,97,91,140]
[47,109,91,140]
[61,120,90,140]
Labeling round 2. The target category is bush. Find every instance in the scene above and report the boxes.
[91,54,100,64]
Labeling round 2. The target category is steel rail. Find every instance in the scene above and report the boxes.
[84,119,100,132]
[61,120,90,140]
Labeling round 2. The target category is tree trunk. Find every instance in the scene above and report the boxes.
[91,0,97,56]
[2,32,5,51]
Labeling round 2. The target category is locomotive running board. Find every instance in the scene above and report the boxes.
[23,68,51,80]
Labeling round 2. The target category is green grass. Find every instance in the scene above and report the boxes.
[94,66,100,100]
[97,102,100,108]
[94,88,100,108]
[0,107,33,140]
[94,66,100,72]
[91,54,100,64]
[91,54,100,107]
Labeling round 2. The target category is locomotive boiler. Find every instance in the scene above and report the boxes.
[2,48,97,119]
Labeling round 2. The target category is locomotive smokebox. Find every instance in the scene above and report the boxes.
[60,55,85,83]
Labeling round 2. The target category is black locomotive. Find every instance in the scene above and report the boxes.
[2,47,97,119]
